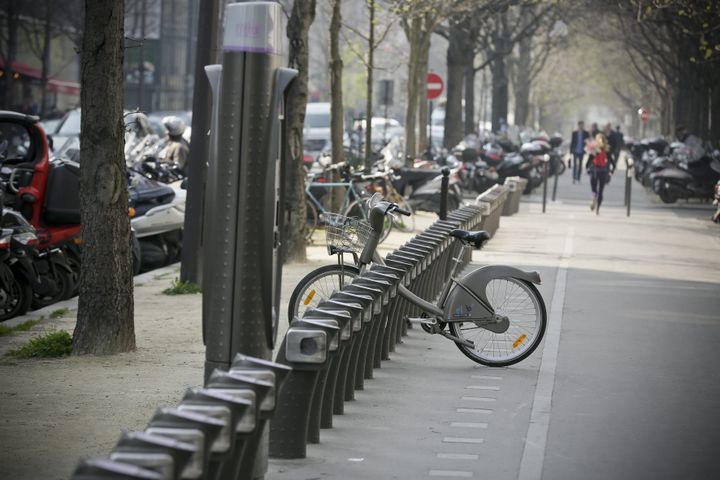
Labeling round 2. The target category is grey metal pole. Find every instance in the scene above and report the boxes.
[542,160,548,213]
[627,162,632,217]
[440,167,449,219]
[180,0,220,286]
[552,158,559,201]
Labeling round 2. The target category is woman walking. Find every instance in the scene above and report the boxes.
[586,134,614,214]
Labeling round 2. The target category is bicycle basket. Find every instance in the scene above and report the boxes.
[322,212,373,255]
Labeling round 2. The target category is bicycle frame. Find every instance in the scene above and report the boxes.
[305,177,364,217]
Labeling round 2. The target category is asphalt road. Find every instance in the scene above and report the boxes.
[270,164,720,480]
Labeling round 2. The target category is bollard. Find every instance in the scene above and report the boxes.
[269,319,338,459]
[542,155,549,213]
[179,387,253,478]
[71,459,163,480]
[205,371,272,480]
[109,432,196,480]
[626,157,633,217]
[144,408,226,479]
[552,158,560,202]
[439,167,450,220]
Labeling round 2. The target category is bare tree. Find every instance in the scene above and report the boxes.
[72,0,135,355]
[282,0,316,263]
[0,0,19,109]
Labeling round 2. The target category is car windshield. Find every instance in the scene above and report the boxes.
[305,112,330,129]
[57,110,81,135]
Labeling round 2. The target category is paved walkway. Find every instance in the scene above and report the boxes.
[1,168,719,480]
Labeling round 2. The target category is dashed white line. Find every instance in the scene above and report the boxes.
[465,385,500,391]
[450,422,488,429]
[456,408,493,414]
[470,375,503,381]
[437,453,480,460]
[460,396,496,402]
[443,437,485,444]
[429,470,473,477]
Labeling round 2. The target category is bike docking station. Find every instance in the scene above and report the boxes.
[70,2,299,480]
[475,183,510,237]
[502,176,528,216]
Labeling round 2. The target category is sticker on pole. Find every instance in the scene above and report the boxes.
[427,72,444,100]
[223,2,284,55]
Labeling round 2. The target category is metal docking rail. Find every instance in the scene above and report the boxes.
[69,193,515,478]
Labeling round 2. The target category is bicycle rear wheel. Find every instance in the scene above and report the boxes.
[344,200,392,243]
[389,195,415,232]
[305,200,319,242]
[449,277,546,367]
[288,264,360,322]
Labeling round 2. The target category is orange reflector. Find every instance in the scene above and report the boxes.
[73,236,82,245]
[128,207,136,218]
[303,289,316,305]
[512,334,527,349]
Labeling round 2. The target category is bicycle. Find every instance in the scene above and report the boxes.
[304,161,393,243]
[288,194,547,367]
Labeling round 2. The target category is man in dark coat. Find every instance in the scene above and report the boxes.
[569,120,590,183]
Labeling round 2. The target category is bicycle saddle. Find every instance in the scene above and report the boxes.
[450,229,490,249]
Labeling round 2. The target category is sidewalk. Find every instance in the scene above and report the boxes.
[0,213,435,480]
[1,173,718,479]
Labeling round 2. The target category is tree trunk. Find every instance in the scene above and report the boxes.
[329,0,345,209]
[491,57,509,133]
[417,38,429,156]
[1,1,18,109]
[710,83,720,146]
[40,0,53,116]
[73,0,135,355]
[464,65,475,135]
[444,52,464,149]
[491,12,510,132]
[513,34,531,127]
[282,0,316,263]
[364,0,374,171]
[403,17,420,161]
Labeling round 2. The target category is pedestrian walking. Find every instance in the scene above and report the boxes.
[590,122,600,138]
[569,120,589,183]
[586,133,615,214]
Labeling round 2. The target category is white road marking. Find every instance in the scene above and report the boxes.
[443,437,485,444]
[437,453,480,460]
[450,422,488,429]
[429,470,473,477]
[518,226,574,480]
[460,396,496,402]
[465,385,500,391]
[456,408,493,414]
[470,375,503,381]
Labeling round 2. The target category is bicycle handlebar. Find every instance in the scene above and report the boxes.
[393,206,411,216]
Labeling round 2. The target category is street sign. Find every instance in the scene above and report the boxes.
[427,72,444,100]
[638,107,649,123]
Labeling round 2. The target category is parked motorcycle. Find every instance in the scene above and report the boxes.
[652,151,720,204]
[0,227,31,321]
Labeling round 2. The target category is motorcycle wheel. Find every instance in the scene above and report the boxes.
[31,267,73,310]
[0,265,32,321]
[658,189,677,204]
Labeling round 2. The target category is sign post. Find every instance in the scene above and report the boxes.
[426,72,444,153]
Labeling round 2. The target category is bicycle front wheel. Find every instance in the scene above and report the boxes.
[288,264,360,322]
[449,277,546,367]
[344,200,392,243]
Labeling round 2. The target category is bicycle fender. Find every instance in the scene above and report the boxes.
[443,265,541,321]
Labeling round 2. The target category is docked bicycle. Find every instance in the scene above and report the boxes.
[289,194,547,367]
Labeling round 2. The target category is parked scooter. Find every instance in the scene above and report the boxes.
[652,151,720,204]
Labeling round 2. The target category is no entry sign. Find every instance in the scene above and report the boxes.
[427,72,444,100]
